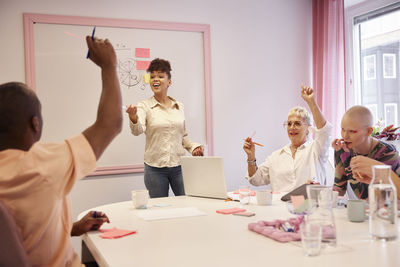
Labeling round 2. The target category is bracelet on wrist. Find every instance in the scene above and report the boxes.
[247,158,256,165]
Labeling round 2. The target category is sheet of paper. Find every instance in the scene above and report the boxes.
[136,60,151,70]
[135,48,150,58]
[137,207,206,221]
[143,73,150,83]
[99,227,136,239]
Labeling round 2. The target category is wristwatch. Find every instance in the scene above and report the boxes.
[247,158,257,165]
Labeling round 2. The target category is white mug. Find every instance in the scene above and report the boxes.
[256,190,272,206]
[347,199,366,222]
[131,190,149,209]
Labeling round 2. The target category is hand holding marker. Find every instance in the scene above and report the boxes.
[86,27,126,112]
[244,131,264,147]
[86,26,96,59]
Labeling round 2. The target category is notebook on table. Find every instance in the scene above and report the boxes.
[181,156,228,200]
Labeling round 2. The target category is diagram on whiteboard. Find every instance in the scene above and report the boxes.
[117,58,146,90]
[115,43,151,90]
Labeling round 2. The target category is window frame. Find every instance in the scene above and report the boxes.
[345,0,400,107]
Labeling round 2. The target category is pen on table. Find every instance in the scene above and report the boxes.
[86,26,96,59]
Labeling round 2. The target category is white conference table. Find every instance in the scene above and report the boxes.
[79,194,400,267]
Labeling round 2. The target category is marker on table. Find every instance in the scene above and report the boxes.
[86,26,96,59]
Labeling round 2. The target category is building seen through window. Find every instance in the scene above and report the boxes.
[354,7,400,127]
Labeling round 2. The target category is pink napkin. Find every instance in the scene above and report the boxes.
[233,190,256,196]
[248,216,304,242]
[99,227,137,239]
[216,207,247,214]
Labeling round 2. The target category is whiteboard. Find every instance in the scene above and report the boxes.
[23,13,213,176]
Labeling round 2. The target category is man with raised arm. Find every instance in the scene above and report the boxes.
[0,36,122,266]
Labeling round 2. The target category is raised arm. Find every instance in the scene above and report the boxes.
[243,137,257,177]
[301,85,326,129]
[82,37,122,160]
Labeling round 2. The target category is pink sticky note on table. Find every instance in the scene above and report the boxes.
[290,195,305,210]
[135,48,150,58]
[136,60,151,70]
[99,227,137,239]
[216,208,246,214]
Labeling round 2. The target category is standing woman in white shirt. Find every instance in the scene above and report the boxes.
[243,86,332,192]
[126,58,203,198]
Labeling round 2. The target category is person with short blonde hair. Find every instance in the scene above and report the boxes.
[243,85,332,192]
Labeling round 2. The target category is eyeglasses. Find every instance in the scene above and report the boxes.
[283,120,304,129]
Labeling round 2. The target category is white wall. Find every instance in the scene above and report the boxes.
[0,0,312,254]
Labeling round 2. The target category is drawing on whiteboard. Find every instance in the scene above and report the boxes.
[117,58,146,90]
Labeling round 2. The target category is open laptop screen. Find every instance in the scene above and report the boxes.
[181,156,228,199]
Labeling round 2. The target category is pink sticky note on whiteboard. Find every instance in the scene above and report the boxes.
[290,195,305,210]
[136,61,151,70]
[135,48,150,58]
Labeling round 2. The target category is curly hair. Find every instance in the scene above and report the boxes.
[146,58,172,79]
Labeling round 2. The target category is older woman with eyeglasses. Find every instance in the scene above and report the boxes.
[243,86,332,192]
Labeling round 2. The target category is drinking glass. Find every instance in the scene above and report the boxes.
[300,221,322,256]
[239,186,251,205]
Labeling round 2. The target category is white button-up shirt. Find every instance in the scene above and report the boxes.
[247,122,332,192]
[129,96,201,168]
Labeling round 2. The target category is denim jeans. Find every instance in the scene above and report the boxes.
[144,163,185,198]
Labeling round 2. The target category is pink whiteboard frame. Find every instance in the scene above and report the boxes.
[23,13,214,176]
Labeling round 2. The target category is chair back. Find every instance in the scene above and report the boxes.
[0,200,31,267]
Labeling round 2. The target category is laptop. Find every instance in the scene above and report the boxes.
[181,156,228,199]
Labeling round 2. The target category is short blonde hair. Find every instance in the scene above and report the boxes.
[288,106,311,126]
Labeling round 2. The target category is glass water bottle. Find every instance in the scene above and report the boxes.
[369,165,398,240]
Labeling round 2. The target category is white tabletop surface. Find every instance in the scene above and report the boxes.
[79,194,400,267]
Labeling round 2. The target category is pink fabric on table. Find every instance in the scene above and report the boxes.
[248,216,305,242]
[99,227,137,239]
[233,190,256,196]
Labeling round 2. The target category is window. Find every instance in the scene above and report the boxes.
[363,54,376,80]
[383,53,396,78]
[384,103,398,126]
[365,103,378,124]
[346,1,400,127]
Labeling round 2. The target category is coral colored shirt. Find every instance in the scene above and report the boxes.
[129,96,201,167]
[0,134,96,266]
